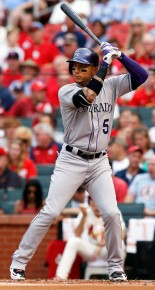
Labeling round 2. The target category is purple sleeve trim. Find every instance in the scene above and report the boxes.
[118,53,148,89]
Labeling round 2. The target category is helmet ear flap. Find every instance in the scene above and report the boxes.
[69,62,73,75]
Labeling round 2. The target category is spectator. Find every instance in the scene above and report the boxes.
[0,66,15,113]
[128,112,143,132]
[31,122,62,164]
[62,32,79,60]
[149,109,155,146]
[128,66,155,106]
[0,26,25,70]
[13,126,32,158]
[66,186,86,208]
[40,55,73,109]
[108,137,129,174]
[125,155,155,217]
[124,18,146,52]
[19,59,40,96]
[38,113,64,145]
[14,178,44,214]
[129,33,155,70]
[115,145,146,186]
[8,139,37,181]
[49,0,91,24]
[8,81,27,117]
[53,16,87,52]
[124,0,155,23]
[7,79,53,118]
[2,117,21,149]
[17,12,33,51]
[4,0,47,26]
[24,21,59,68]
[85,20,108,53]
[0,146,22,189]
[131,127,155,164]
[2,52,22,87]
[111,109,132,144]
[55,197,126,280]
[89,0,122,26]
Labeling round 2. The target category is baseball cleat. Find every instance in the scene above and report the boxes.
[109,271,127,281]
[10,268,25,280]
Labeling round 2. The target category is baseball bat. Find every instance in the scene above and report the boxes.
[60,2,101,46]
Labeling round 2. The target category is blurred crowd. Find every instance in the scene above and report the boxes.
[0,0,155,280]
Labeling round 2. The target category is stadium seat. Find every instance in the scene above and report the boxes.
[1,201,15,214]
[0,188,23,202]
[56,108,64,132]
[18,117,33,128]
[36,164,55,175]
[37,175,51,193]
[4,189,23,201]
[118,203,144,228]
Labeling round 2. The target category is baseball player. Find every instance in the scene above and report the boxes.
[10,42,148,281]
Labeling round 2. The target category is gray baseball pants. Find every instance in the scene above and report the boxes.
[11,146,124,276]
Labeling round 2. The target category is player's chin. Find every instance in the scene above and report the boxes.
[74,76,82,82]
[75,79,83,85]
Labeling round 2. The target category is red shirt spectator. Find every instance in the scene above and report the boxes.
[8,140,37,181]
[30,122,62,164]
[2,52,22,87]
[128,66,155,106]
[31,142,60,164]
[10,158,37,181]
[24,22,59,67]
[8,79,53,118]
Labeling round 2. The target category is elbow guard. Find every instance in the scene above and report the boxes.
[72,90,92,108]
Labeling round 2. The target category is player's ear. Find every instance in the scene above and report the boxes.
[93,66,98,75]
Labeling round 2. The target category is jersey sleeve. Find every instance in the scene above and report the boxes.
[58,84,81,108]
[107,74,132,101]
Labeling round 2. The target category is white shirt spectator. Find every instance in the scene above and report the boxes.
[49,0,92,24]
[124,0,155,23]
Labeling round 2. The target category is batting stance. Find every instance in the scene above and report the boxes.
[10,42,148,281]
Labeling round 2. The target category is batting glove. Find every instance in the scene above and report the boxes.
[101,41,121,59]
[102,50,121,67]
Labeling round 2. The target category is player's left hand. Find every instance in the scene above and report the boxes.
[101,42,121,59]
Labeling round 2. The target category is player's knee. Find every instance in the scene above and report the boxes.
[102,209,120,222]
[41,203,60,220]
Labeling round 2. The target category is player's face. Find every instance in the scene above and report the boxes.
[72,62,98,86]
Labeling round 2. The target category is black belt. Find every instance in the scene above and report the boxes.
[66,145,106,160]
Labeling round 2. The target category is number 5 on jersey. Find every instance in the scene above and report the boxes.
[103,119,109,134]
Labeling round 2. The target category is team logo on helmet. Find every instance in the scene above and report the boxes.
[74,50,80,58]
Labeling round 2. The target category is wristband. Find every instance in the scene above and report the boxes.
[86,65,107,95]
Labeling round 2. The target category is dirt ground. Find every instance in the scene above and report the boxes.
[0,280,155,290]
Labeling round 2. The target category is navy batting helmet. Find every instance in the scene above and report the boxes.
[67,48,99,74]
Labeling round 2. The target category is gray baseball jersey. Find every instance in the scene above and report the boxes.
[58,73,132,152]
